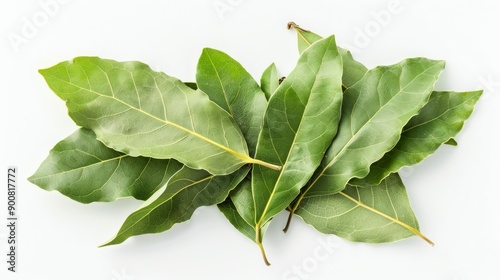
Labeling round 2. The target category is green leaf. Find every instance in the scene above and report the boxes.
[184,82,198,90]
[260,63,279,100]
[295,58,445,201]
[351,90,482,186]
[289,26,473,186]
[218,195,256,242]
[226,178,274,239]
[102,165,250,246]
[218,197,270,245]
[445,138,458,146]
[229,178,256,227]
[196,48,268,155]
[39,56,279,175]
[195,49,276,243]
[219,178,272,262]
[218,179,270,244]
[337,48,369,89]
[288,22,368,89]
[251,35,344,263]
[28,128,182,203]
[289,22,322,54]
[295,173,432,244]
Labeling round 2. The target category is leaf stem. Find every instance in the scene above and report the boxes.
[248,158,282,171]
[283,209,294,233]
[287,21,309,32]
[287,21,349,91]
[287,21,313,47]
[256,226,271,266]
[283,191,305,233]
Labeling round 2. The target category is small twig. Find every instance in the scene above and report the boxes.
[287,21,309,32]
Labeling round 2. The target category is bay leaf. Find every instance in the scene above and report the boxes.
[288,22,368,89]
[296,57,445,202]
[229,178,256,227]
[218,179,270,245]
[289,25,479,187]
[251,35,344,264]
[29,128,182,203]
[39,57,279,175]
[351,90,483,186]
[218,191,256,242]
[196,48,267,155]
[102,165,250,246]
[104,49,270,246]
[260,63,279,100]
[295,174,432,244]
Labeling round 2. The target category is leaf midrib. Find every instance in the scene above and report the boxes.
[296,28,348,90]
[362,94,476,186]
[44,71,251,163]
[29,153,128,181]
[402,94,473,133]
[111,173,216,241]
[204,50,234,116]
[255,36,336,226]
[338,189,433,245]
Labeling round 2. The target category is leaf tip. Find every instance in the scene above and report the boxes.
[27,174,35,184]
[98,238,119,248]
[437,59,446,69]
[200,47,214,54]
[99,232,124,248]
[38,68,49,76]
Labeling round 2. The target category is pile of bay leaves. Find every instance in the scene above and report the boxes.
[29,24,482,265]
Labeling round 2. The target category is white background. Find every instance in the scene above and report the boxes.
[1,0,499,279]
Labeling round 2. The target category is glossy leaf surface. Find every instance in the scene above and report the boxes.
[296,174,430,243]
[218,180,270,244]
[218,196,256,242]
[251,35,343,240]
[352,90,483,186]
[103,166,250,246]
[290,23,368,89]
[29,128,182,203]
[230,178,256,227]
[260,63,279,100]
[196,48,267,155]
[302,58,445,198]
[39,57,277,175]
